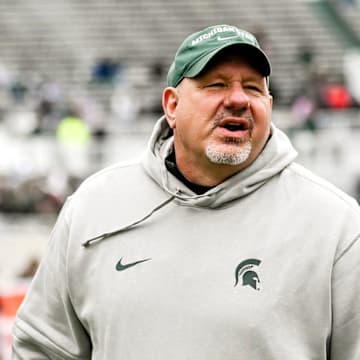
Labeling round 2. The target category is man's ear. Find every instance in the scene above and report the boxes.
[269,94,273,109]
[162,87,179,129]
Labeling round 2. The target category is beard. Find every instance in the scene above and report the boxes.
[205,109,254,166]
[205,138,252,166]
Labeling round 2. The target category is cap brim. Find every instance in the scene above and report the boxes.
[184,42,271,79]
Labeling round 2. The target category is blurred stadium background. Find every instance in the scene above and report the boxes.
[0,0,360,357]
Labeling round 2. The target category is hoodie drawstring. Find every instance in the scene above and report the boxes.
[82,196,175,247]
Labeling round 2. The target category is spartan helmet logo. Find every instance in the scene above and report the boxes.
[234,258,261,290]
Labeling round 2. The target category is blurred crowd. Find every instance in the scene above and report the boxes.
[0,57,168,216]
[290,44,360,132]
[0,42,359,216]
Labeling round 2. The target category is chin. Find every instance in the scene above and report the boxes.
[205,141,252,166]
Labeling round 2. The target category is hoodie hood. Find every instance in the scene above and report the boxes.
[142,116,298,208]
[82,116,297,247]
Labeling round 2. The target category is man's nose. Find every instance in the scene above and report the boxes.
[223,84,250,109]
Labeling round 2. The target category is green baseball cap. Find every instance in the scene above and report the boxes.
[167,24,271,87]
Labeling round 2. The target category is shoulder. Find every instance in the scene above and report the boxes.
[282,163,360,259]
[60,156,161,243]
[285,162,359,210]
[63,157,150,217]
[80,158,143,189]
[69,156,157,201]
[282,162,360,247]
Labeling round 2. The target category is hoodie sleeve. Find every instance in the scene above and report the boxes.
[11,200,92,359]
[330,233,360,360]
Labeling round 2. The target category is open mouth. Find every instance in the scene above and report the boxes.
[222,122,248,132]
[219,117,251,133]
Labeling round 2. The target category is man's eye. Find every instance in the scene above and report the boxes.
[206,82,226,88]
[245,85,261,92]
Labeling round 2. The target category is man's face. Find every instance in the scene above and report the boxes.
[163,50,273,185]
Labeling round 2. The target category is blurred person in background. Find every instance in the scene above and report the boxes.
[12,24,360,359]
[55,104,92,180]
[343,48,360,106]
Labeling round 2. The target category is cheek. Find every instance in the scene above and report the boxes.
[251,101,272,142]
[252,97,272,122]
[176,118,202,144]
[175,98,210,133]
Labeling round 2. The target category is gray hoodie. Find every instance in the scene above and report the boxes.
[12,116,360,359]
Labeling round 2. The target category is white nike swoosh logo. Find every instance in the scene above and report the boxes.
[217,35,239,41]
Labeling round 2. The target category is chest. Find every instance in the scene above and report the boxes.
[73,204,333,344]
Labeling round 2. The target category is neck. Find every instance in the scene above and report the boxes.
[165,151,213,194]
[174,150,245,187]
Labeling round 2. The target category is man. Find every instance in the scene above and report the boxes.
[12,25,360,359]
